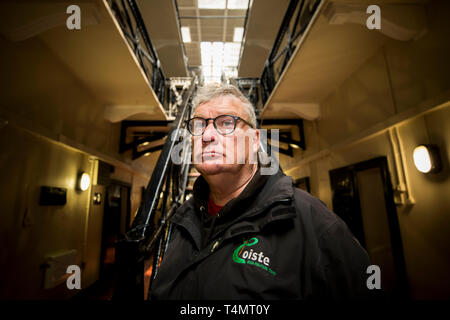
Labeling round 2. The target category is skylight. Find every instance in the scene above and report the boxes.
[201,41,241,83]
[198,0,249,10]
[180,0,250,83]
[181,27,191,43]
[227,0,249,10]
[198,0,226,9]
[233,27,244,42]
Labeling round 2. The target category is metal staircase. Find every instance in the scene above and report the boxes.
[114,77,196,299]
[111,0,321,300]
[106,0,198,300]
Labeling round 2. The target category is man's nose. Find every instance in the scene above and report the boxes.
[202,120,217,142]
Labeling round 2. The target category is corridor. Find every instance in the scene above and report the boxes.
[0,0,449,302]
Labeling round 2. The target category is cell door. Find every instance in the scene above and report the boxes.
[329,156,409,298]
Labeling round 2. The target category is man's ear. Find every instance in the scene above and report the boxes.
[253,129,260,154]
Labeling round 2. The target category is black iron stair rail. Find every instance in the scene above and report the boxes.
[113,78,196,299]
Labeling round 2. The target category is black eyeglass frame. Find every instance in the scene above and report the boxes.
[185,114,254,136]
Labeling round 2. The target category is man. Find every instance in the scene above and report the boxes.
[150,83,374,299]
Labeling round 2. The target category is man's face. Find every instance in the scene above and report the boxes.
[192,95,259,176]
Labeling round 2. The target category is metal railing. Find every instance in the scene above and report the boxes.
[108,0,166,105]
[232,0,322,108]
[113,77,197,299]
[228,0,321,157]
[166,78,194,119]
[112,0,323,299]
[259,0,322,105]
[231,77,261,117]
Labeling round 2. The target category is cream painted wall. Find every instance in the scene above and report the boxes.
[286,105,450,299]
[280,0,450,299]
[0,124,93,299]
[0,35,122,159]
[84,184,105,290]
[395,107,450,299]
[0,117,154,299]
[0,29,155,298]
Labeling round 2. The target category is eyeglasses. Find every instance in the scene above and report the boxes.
[186,114,254,136]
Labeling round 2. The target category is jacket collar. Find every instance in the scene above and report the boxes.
[171,166,295,249]
[191,164,273,218]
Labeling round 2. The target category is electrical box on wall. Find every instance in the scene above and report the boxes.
[39,186,67,206]
[43,249,77,289]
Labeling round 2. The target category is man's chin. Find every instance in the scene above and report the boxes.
[194,162,237,176]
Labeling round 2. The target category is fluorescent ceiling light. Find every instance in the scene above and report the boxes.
[198,0,226,9]
[233,27,244,42]
[181,26,191,43]
[227,0,249,9]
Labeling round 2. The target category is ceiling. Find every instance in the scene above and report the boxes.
[0,0,168,121]
[0,0,290,123]
[140,0,289,79]
[238,0,290,77]
[178,0,247,67]
[262,0,431,119]
[137,0,188,77]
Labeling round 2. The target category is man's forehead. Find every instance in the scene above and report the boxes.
[194,95,246,117]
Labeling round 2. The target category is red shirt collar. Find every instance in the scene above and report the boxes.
[207,195,223,216]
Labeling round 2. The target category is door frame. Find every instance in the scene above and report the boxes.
[99,179,132,279]
[109,179,132,233]
[329,156,409,298]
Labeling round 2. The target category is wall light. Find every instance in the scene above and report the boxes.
[413,144,442,174]
[78,172,91,191]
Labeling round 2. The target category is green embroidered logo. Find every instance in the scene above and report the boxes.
[232,237,276,276]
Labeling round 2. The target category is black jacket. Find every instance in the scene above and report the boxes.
[150,168,374,300]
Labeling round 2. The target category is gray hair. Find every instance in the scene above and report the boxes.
[191,83,257,128]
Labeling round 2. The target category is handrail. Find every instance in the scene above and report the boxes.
[172,0,191,77]
[108,0,166,105]
[129,78,196,240]
[232,1,322,109]
[113,77,196,299]
[260,0,322,106]
[232,77,261,118]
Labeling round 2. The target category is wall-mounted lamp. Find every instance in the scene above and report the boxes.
[77,172,91,191]
[413,144,442,174]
